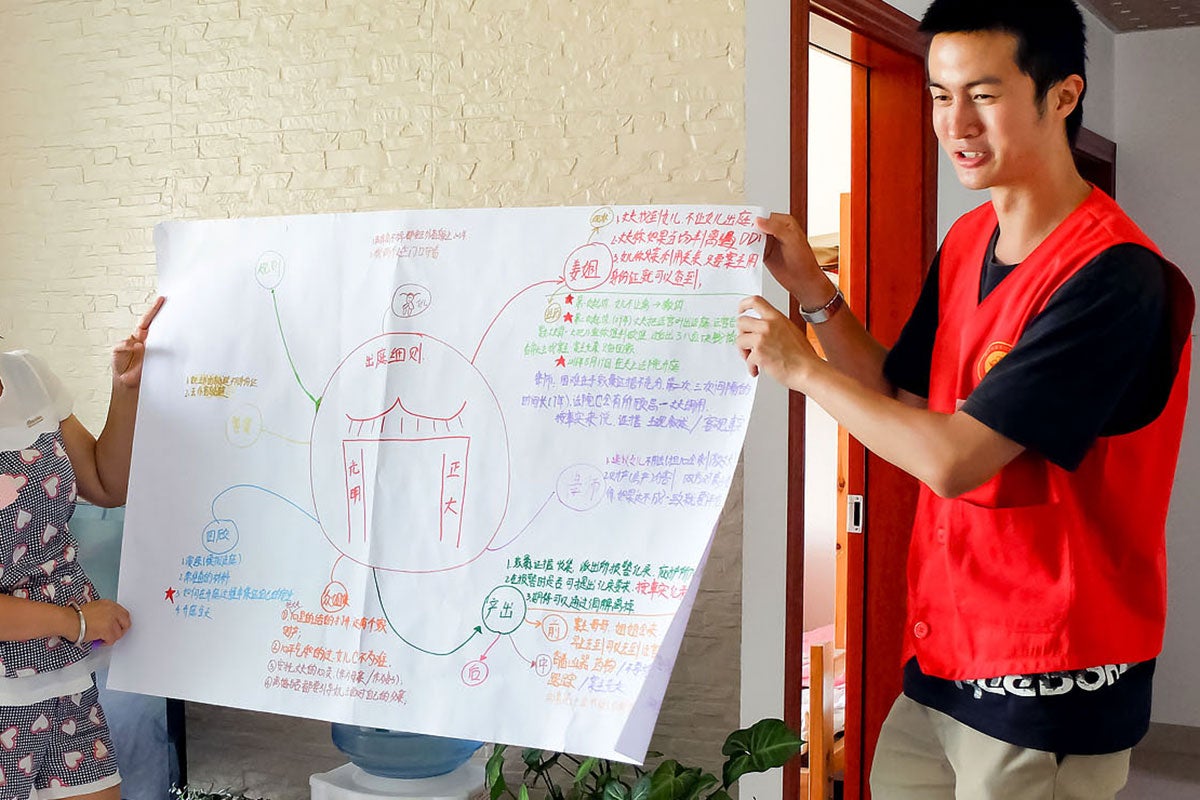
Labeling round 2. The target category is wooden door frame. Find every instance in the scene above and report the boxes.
[784,3,935,799]
[1073,127,1117,197]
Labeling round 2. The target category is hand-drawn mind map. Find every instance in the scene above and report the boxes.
[110,205,764,762]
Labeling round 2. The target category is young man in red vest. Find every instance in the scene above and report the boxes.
[736,1,1193,797]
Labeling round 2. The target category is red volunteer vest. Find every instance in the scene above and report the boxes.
[905,188,1194,679]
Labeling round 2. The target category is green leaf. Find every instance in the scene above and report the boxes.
[575,757,600,787]
[646,762,717,800]
[630,774,652,800]
[487,745,507,779]
[519,785,530,800]
[720,718,803,788]
[486,747,508,800]
[706,791,733,800]
[603,779,631,800]
[647,761,681,800]
[689,773,720,800]
[523,749,546,770]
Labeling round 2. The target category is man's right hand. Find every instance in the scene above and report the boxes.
[756,213,834,304]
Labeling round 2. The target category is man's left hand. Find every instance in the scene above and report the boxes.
[735,295,820,388]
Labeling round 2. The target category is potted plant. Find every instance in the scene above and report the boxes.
[485,718,803,800]
[171,787,265,800]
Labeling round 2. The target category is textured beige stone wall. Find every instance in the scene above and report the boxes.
[1,0,745,427]
[0,0,748,794]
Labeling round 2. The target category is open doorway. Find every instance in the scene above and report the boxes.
[802,15,852,639]
[797,20,853,799]
[784,3,935,800]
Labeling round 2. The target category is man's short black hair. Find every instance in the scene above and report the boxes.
[919,0,1088,145]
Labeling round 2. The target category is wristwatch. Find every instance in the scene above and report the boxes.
[799,288,845,324]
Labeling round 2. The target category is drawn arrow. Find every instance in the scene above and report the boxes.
[508,636,531,665]
[480,634,502,661]
[471,278,563,363]
[372,569,482,656]
[211,484,318,524]
[270,289,321,411]
[487,492,556,552]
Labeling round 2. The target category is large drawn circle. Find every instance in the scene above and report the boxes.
[225,405,264,448]
[461,660,489,687]
[391,284,432,319]
[533,653,552,677]
[480,585,527,635]
[589,207,615,229]
[202,519,239,555]
[539,614,568,643]
[562,243,613,291]
[255,252,285,290]
[556,464,606,511]
[321,581,349,613]
[310,333,510,573]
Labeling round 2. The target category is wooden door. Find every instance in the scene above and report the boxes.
[784,3,935,800]
[844,30,931,800]
[1073,127,1117,197]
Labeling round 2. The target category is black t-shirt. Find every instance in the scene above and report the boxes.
[883,227,1175,754]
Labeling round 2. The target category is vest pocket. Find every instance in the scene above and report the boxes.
[949,500,1071,632]
[957,451,1057,509]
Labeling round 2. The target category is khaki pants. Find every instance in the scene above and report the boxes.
[870,695,1131,800]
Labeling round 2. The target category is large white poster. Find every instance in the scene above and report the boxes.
[109,204,764,761]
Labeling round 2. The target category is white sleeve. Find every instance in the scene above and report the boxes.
[21,351,75,421]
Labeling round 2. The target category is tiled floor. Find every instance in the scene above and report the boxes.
[1123,750,1200,798]
[183,703,345,800]
[1121,723,1200,799]
[183,707,1200,800]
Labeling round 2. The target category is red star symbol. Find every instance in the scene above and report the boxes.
[165,587,176,603]
[565,294,574,304]
[555,356,566,367]
[563,312,574,323]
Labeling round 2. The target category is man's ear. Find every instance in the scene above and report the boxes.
[1051,74,1085,119]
